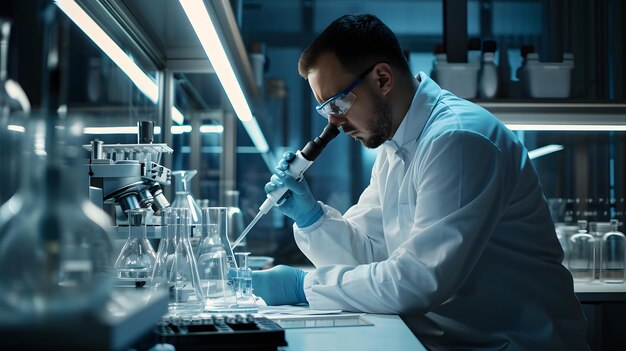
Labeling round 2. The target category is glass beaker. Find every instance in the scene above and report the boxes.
[196,207,237,311]
[114,208,156,281]
[600,219,626,283]
[0,118,113,319]
[226,190,246,251]
[171,170,202,225]
[568,220,596,282]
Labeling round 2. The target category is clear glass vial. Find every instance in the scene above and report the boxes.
[234,252,255,308]
[600,219,626,283]
[568,220,596,281]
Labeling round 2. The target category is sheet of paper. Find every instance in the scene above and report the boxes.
[258,304,343,315]
[265,312,374,329]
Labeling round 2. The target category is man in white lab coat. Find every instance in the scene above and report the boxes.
[253,14,588,350]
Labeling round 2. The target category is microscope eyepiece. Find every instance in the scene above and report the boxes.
[301,124,340,161]
[137,121,154,144]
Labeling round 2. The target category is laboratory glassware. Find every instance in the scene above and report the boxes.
[0,118,113,319]
[600,219,626,283]
[196,207,238,312]
[114,208,156,280]
[0,19,30,205]
[234,252,256,308]
[555,224,579,269]
[171,170,202,225]
[151,208,175,290]
[233,124,340,248]
[590,221,612,279]
[568,220,596,281]
[152,208,204,316]
[226,190,246,250]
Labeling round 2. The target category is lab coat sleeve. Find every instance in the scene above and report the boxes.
[293,152,388,266]
[304,130,515,314]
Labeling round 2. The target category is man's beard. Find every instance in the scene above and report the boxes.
[359,95,393,149]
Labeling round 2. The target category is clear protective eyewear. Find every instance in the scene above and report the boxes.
[315,64,378,119]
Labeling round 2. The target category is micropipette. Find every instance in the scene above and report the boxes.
[232,123,340,248]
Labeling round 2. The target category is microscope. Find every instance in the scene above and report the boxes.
[84,121,172,238]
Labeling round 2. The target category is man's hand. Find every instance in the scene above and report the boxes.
[252,265,308,305]
[264,152,324,227]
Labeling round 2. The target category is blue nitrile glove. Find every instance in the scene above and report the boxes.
[264,151,324,228]
[252,265,308,305]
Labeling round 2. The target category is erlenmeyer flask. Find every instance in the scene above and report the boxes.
[114,208,156,281]
[196,207,237,311]
[0,118,113,319]
[171,170,202,225]
[151,208,175,291]
[167,208,204,315]
[600,219,626,283]
[569,220,596,282]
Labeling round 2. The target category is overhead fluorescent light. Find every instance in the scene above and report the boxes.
[55,0,184,125]
[528,144,564,160]
[171,107,185,125]
[199,125,224,133]
[7,124,25,133]
[506,124,626,131]
[242,118,269,153]
[171,125,192,134]
[181,146,264,154]
[55,0,157,102]
[83,126,140,134]
[179,0,253,123]
[179,0,269,153]
[83,125,222,135]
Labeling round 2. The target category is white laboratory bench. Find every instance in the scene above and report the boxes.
[280,314,426,351]
[574,280,626,302]
[285,267,424,350]
[575,280,626,292]
[271,281,626,351]
[274,281,625,351]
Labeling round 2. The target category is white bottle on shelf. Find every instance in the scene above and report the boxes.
[479,40,498,99]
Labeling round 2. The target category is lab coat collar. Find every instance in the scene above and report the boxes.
[384,72,442,160]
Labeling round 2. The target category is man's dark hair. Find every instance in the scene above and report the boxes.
[298,14,411,78]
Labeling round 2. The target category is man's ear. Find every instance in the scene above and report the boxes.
[374,63,393,96]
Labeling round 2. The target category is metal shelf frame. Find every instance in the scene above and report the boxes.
[74,0,266,202]
[478,102,626,129]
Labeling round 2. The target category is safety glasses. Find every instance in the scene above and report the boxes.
[315,63,378,119]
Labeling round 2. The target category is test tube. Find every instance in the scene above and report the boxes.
[234,252,253,300]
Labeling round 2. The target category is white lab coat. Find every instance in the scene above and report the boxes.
[294,73,588,350]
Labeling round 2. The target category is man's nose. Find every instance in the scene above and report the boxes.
[328,115,346,127]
